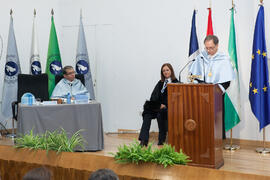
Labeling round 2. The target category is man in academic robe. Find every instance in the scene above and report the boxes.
[51,66,90,99]
[189,35,235,90]
[189,35,235,138]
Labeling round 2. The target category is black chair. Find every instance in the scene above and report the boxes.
[55,74,85,85]
[11,74,49,137]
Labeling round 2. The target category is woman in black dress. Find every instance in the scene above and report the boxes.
[139,63,178,146]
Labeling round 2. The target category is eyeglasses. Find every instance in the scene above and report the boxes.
[66,71,75,75]
[205,46,216,51]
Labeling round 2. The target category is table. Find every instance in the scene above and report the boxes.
[17,102,104,151]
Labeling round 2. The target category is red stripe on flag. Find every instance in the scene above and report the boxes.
[207,8,213,35]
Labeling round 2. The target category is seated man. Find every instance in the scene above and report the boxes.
[51,65,90,99]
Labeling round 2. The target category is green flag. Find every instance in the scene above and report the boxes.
[46,15,62,97]
[224,8,240,131]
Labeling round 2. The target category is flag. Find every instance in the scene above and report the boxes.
[46,15,62,97]
[249,6,270,130]
[30,11,41,75]
[224,8,240,131]
[189,10,199,61]
[75,13,95,100]
[1,15,21,118]
[207,8,213,35]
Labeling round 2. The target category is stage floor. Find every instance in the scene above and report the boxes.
[1,133,270,178]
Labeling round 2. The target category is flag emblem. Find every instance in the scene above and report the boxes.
[5,61,18,77]
[49,60,62,75]
[31,60,41,75]
[76,60,89,74]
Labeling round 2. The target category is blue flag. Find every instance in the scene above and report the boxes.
[249,6,270,130]
[188,10,199,61]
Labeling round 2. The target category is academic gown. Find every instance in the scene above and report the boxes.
[189,50,235,84]
[189,50,235,139]
[51,78,90,99]
[139,78,178,144]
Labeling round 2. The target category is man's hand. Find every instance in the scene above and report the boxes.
[160,104,166,109]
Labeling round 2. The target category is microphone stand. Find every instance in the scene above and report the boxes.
[201,56,206,83]
[178,59,195,83]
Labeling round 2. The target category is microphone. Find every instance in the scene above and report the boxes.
[200,56,206,83]
[68,83,73,97]
[178,59,195,83]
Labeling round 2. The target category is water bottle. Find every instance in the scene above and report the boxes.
[29,95,33,106]
[21,93,35,106]
[67,93,71,104]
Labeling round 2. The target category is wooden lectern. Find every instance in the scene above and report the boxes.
[167,83,224,169]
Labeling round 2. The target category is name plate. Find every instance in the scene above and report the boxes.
[41,101,58,105]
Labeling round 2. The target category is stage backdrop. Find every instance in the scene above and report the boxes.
[0,0,269,141]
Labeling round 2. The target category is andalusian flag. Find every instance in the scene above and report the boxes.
[224,8,240,131]
[46,12,62,97]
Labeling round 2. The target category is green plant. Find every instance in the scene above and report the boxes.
[111,140,191,168]
[15,128,85,153]
[152,144,190,167]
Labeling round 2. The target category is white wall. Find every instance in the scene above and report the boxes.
[0,0,270,141]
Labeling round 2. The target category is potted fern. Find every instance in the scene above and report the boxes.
[111,140,191,168]
[15,128,85,153]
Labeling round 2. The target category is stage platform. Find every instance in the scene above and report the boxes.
[0,133,270,179]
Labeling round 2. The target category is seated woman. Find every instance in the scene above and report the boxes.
[138,63,178,146]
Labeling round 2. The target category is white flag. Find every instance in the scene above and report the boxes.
[1,15,21,118]
[75,13,95,99]
[30,12,41,75]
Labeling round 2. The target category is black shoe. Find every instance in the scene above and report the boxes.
[140,141,148,147]
[158,141,164,146]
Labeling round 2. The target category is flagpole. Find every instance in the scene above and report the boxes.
[232,0,235,9]
[256,128,270,153]
[224,129,240,150]
[253,0,270,154]
[6,8,18,139]
[9,8,16,139]
[223,1,240,151]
